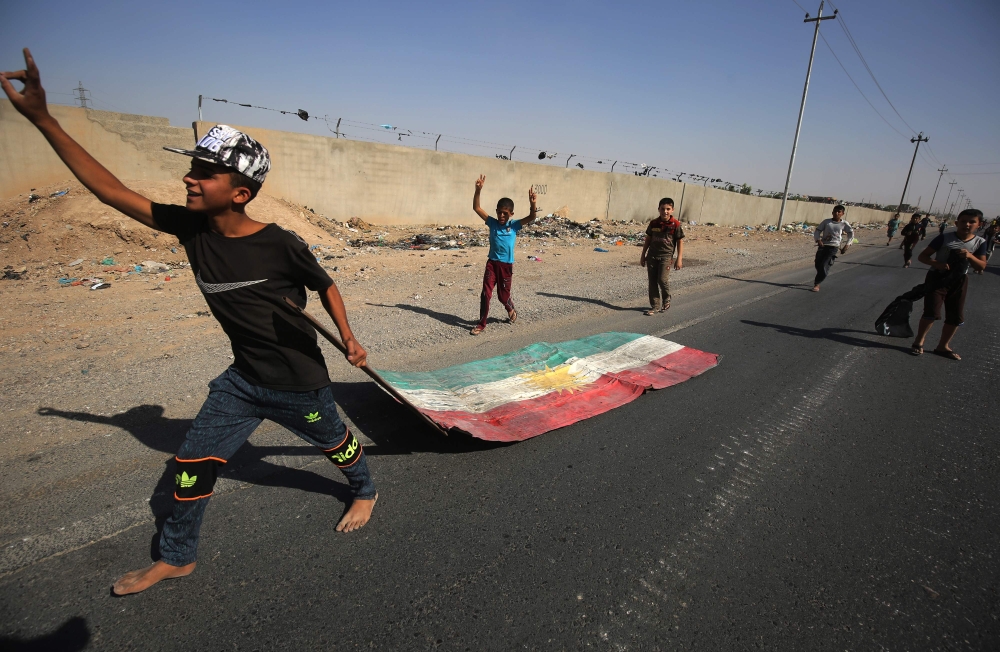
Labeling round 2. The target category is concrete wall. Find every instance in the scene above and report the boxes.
[0,100,193,198]
[0,100,894,226]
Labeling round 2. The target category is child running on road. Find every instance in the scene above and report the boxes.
[1,49,377,596]
[470,175,538,335]
[886,213,901,246]
[639,198,685,314]
[910,209,987,360]
[900,213,922,268]
[811,205,854,292]
[919,214,931,240]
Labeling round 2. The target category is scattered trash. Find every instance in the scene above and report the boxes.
[49,190,69,197]
[171,247,178,253]
[141,260,169,273]
[100,257,115,265]
[3,266,28,280]
[412,294,422,300]
[427,246,440,251]
[439,281,454,286]
[28,193,41,203]
[689,221,698,226]
[594,247,609,253]
[164,276,171,281]
[90,282,111,290]
[57,277,78,285]
[67,259,84,267]
[527,255,543,261]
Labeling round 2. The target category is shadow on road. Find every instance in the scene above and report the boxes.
[367,302,479,329]
[0,616,89,651]
[715,275,812,291]
[37,387,499,561]
[535,291,643,312]
[840,260,911,270]
[741,320,913,353]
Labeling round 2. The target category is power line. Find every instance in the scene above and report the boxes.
[818,32,908,138]
[826,0,918,136]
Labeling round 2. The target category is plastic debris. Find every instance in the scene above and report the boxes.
[28,193,41,203]
[594,247,609,253]
[141,261,169,273]
[527,255,543,261]
[171,247,178,253]
[58,277,78,285]
[164,276,171,281]
[67,259,84,267]
[90,282,111,290]
[100,257,115,265]
[50,190,69,197]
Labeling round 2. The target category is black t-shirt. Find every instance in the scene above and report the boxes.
[152,204,334,391]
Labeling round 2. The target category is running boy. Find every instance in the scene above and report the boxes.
[900,213,921,267]
[1,50,377,596]
[910,209,987,360]
[886,213,901,246]
[811,205,854,292]
[639,198,684,314]
[470,175,537,335]
[919,214,931,240]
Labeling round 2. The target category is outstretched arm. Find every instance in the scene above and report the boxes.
[673,239,684,270]
[520,186,539,226]
[320,283,367,368]
[472,175,489,222]
[0,49,155,228]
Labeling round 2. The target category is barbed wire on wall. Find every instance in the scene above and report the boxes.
[200,94,895,210]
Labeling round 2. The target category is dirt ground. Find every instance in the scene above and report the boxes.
[0,181,884,458]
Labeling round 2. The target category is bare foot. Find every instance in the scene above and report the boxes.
[112,560,195,596]
[336,494,378,533]
[811,285,820,292]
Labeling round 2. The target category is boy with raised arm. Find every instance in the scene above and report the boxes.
[1,49,377,596]
[470,175,538,335]
[811,204,854,292]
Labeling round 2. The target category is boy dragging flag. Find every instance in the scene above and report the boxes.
[1,49,377,595]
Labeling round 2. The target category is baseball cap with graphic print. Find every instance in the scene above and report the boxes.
[164,125,270,184]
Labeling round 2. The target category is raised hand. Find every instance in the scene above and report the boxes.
[0,48,51,125]
[475,174,486,191]
[528,186,538,206]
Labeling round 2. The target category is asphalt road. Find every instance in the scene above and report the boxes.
[2,241,998,651]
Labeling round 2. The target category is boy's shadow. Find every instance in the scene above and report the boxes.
[715,275,812,291]
[367,302,489,329]
[534,291,643,312]
[741,320,913,353]
[37,383,504,558]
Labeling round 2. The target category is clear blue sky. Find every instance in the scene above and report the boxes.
[3,0,998,213]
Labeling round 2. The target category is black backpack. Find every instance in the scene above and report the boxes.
[875,297,914,338]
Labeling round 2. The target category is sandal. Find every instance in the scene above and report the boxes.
[644,309,657,316]
[933,349,961,361]
[508,309,518,324]
[470,326,484,336]
[910,345,923,356]
[660,300,671,312]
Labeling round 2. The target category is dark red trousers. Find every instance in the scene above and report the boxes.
[478,259,515,329]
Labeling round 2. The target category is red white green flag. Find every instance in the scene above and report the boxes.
[379,332,718,442]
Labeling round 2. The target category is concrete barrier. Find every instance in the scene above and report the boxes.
[0,100,895,226]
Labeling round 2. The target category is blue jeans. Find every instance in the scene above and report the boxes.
[159,367,376,566]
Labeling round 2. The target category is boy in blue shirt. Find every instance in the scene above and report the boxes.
[470,175,538,335]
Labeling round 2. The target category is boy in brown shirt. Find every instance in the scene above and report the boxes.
[640,198,685,315]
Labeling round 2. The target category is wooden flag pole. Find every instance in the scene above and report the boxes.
[283,296,448,436]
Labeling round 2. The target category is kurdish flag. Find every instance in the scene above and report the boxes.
[379,333,718,442]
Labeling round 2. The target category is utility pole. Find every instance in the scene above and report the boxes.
[895,132,928,212]
[566,154,575,168]
[941,180,956,217]
[73,81,91,109]
[776,1,836,229]
[927,165,947,213]
[198,95,202,121]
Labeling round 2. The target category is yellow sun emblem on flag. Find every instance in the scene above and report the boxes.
[520,363,591,394]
